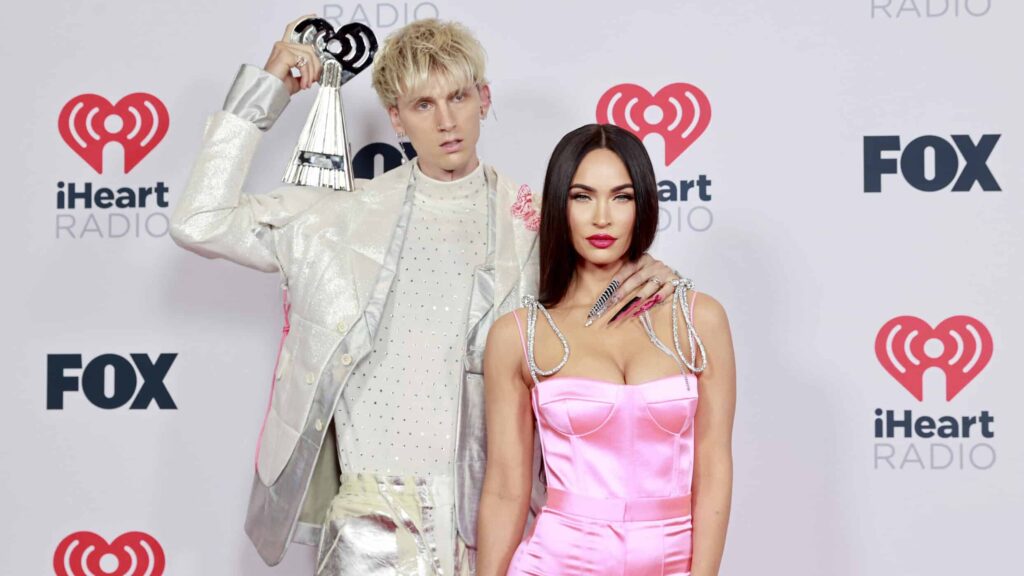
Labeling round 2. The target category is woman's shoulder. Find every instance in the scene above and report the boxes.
[649,286,728,331]
[489,308,528,346]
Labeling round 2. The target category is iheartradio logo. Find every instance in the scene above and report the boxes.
[58,93,169,174]
[597,83,711,165]
[53,531,165,576]
[875,315,993,402]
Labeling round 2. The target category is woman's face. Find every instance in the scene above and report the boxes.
[567,148,637,267]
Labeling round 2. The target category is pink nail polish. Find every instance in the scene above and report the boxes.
[632,295,662,317]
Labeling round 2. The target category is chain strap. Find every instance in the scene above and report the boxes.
[639,279,707,386]
[522,295,570,386]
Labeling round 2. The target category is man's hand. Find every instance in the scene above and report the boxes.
[263,14,323,95]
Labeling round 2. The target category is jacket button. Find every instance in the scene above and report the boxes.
[314,419,323,432]
[337,321,346,333]
[306,373,315,384]
[341,354,353,366]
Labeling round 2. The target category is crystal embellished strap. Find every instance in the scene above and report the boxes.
[640,278,706,378]
[521,295,570,386]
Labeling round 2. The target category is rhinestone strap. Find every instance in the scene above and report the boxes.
[522,295,570,386]
[638,312,691,391]
[640,278,706,377]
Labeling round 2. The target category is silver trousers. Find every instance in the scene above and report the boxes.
[315,473,472,576]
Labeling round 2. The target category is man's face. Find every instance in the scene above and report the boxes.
[389,76,491,181]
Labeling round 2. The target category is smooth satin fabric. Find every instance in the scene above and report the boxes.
[507,374,698,576]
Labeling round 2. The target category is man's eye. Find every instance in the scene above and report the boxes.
[452,93,466,102]
[416,102,431,110]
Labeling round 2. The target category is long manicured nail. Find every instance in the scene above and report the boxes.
[609,296,641,323]
[631,294,663,317]
[586,279,622,326]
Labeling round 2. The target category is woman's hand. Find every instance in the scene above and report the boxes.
[606,253,681,323]
[263,14,323,95]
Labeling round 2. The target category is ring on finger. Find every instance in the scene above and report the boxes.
[295,56,307,68]
[647,277,664,287]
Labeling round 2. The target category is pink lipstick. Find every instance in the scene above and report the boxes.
[586,234,616,249]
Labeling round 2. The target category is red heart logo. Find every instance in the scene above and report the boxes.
[53,531,165,576]
[58,93,169,174]
[875,316,993,401]
[597,83,711,165]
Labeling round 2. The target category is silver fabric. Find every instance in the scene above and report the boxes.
[222,64,291,132]
[315,473,465,576]
[171,104,540,566]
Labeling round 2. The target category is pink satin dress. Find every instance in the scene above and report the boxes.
[507,310,698,576]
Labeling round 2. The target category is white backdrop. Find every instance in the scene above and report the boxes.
[3,0,1022,574]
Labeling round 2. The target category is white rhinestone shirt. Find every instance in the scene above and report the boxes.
[335,162,487,475]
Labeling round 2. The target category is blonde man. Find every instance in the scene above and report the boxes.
[172,16,677,575]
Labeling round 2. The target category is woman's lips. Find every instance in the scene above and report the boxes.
[587,235,616,249]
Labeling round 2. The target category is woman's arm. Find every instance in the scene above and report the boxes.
[476,312,535,576]
[689,294,736,576]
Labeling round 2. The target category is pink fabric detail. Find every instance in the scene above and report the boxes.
[511,309,529,360]
[255,287,291,470]
[510,184,541,232]
[508,375,696,574]
[546,487,691,522]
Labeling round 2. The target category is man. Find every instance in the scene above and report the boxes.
[172,16,678,575]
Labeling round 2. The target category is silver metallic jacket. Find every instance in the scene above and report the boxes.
[170,68,539,565]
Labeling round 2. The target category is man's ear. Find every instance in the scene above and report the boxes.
[478,84,492,118]
[388,105,404,134]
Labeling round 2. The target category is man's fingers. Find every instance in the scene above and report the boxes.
[303,45,322,85]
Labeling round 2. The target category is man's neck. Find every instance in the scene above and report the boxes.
[417,156,481,182]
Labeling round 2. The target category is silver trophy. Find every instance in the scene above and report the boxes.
[283,19,378,191]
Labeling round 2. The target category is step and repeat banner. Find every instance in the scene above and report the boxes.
[3,0,1022,574]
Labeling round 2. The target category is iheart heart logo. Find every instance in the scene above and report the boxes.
[53,531,165,576]
[58,93,169,174]
[875,316,993,402]
[597,83,711,165]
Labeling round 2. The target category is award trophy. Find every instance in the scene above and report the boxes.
[282,19,378,191]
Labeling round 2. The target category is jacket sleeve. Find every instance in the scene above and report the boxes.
[170,65,325,273]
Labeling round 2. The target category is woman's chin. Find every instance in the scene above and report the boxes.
[578,251,628,267]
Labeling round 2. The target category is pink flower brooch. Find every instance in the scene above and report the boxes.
[511,184,541,232]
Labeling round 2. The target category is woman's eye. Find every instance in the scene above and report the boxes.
[570,193,592,201]
[614,194,635,202]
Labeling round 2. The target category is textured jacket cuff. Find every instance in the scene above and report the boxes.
[222,64,291,131]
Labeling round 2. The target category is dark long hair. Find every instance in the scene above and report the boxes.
[538,124,659,306]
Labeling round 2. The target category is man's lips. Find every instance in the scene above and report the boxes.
[586,234,616,249]
[440,138,463,153]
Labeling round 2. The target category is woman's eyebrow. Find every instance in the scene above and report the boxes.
[568,183,634,192]
[569,183,595,191]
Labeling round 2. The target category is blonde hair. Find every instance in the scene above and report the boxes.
[371,19,488,108]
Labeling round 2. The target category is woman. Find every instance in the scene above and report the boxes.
[477,124,736,575]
